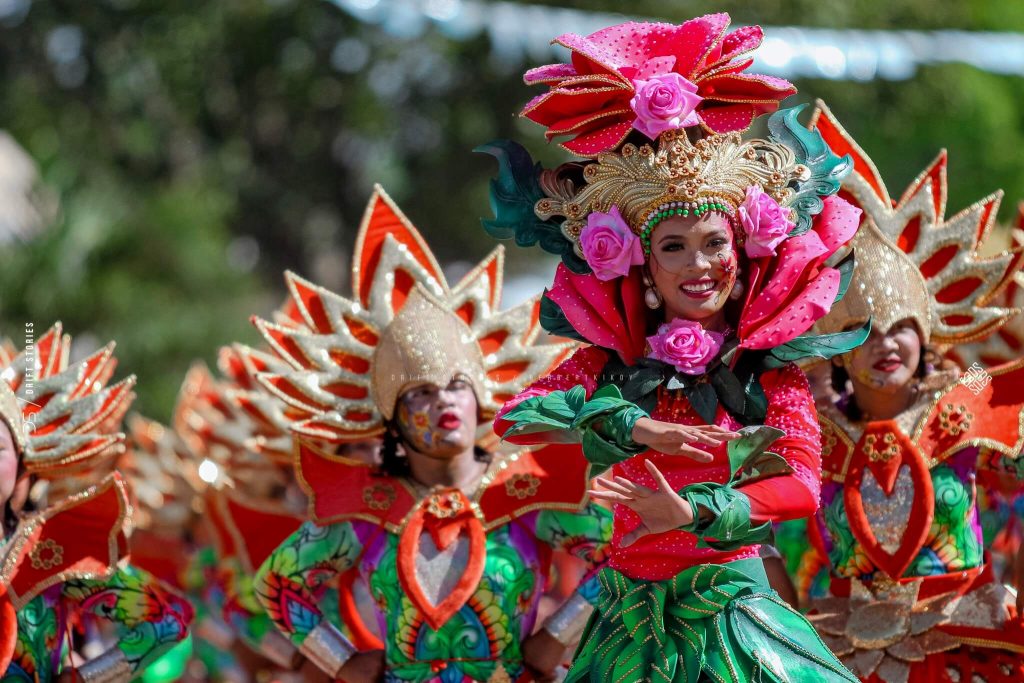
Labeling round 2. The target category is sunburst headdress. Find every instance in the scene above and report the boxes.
[0,323,136,478]
[811,103,1023,344]
[247,186,571,443]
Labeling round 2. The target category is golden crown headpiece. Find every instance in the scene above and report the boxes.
[526,106,848,257]
[812,103,1023,345]
[0,323,136,477]
[248,185,572,443]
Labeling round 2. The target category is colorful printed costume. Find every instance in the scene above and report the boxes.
[246,188,611,681]
[0,324,193,682]
[483,13,862,682]
[805,104,1024,683]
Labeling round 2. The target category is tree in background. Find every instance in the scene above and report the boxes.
[1,0,1023,416]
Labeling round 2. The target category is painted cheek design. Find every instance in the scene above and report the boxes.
[399,401,435,448]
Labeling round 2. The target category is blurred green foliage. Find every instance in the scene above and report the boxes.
[1,0,1022,418]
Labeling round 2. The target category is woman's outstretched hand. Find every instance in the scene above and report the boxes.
[630,417,739,462]
[588,459,696,547]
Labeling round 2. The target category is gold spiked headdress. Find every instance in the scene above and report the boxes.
[248,185,572,443]
[539,128,806,247]
[811,103,1023,345]
[948,206,1024,367]
[0,323,136,476]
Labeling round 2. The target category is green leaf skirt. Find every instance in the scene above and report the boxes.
[566,559,858,683]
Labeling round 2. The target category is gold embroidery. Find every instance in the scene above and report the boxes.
[938,403,973,437]
[504,473,541,500]
[362,483,396,511]
[426,491,464,519]
[862,433,899,463]
[29,538,64,571]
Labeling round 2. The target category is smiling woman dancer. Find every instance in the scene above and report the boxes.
[249,189,614,683]
[482,13,867,683]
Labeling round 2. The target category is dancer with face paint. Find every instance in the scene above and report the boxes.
[0,325,193,683]
[801,104,1024,683]
[249,188,613,683]
[483,14,865,682]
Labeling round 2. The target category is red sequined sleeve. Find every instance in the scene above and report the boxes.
[736,363,822,524]
[494,345,609,444]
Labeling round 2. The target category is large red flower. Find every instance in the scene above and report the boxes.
[521,14,796,157]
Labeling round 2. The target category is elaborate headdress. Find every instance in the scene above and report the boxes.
[521,14,796,155]
[121,414,203,530]
[811,103,1023,344]
[948,205,1024,368]
[0,323,136,477]
[247,186,571,442]
[480,14,863,371]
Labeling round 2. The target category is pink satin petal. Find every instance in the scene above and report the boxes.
[662,13,729,76]
[562,119,635,157]
[739,229,829,336]
[634,55,678,80]
[582,22,679,70]
[548,266,648,363]
[714,25,764,66]
[741,268,841,349]
[524,63,579,84]
[814,195,862,252]
[698,104,756,133]
[522,88,630,128]
[701,72,797,100]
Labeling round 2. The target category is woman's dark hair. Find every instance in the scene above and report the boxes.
[832,343,939,421]
[377,423,492,478]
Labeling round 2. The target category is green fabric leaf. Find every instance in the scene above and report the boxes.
[475,140,589,273]
[538,293,589,343]
[766,105,853,236]
[684,381,719,424]
[708,364,748,418]
[832,250,856,304]
[764,319,871,368]
[725,425,786,480]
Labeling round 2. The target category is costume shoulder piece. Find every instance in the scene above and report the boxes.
[476,443,591,530]
[914,358,1024,464]
[214,489,304,574]
[0,473,130,610]
[295,440,590,531]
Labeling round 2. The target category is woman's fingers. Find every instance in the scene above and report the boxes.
[595,477,633,496]
[613,476,651,497]
[619,521,649,548]
[675,443,714,462]
[643,459,675,494]
[587,489,632,504]
[683,429,724,446]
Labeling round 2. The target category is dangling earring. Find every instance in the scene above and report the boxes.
[645,286,663,309]
[642,268,662,309]
[729,280,745,301]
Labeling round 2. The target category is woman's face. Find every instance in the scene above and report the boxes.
[396,378,478,459]
[648,213,739,324]
[0,421,18,509]
[842,318,922,394]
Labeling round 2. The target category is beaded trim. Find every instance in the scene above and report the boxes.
[639,198,736,253]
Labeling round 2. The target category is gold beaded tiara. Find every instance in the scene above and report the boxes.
[531,106,847,255]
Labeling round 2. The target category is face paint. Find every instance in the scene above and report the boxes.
[713,249,739,307]
[397,400,434,451]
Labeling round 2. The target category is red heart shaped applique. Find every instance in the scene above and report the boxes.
[843,421,934,579]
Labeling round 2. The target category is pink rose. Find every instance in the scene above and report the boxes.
[646,319,725,375]
[738,185,794,258]
[579,206,644,280]
[629,73,703,139]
